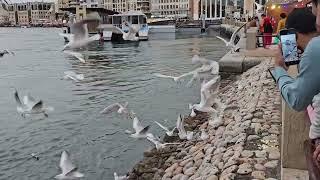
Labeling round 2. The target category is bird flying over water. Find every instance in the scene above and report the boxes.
[14,90,52,117]
[154,121,176,136]
[55,151,84,179]
[113,21,139,41]
[114,172,128,180]
[100,102,129,115]
[60,15,101,50]
[126,117,150,139]
[216,22,247,53]
[0,50,14,57]
[146,133,180,150]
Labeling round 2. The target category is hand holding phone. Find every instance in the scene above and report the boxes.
[279,29,300,66]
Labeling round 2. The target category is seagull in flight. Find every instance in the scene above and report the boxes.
[14,90,52,117]
[63,71,84,82]
[59,16,101,50]
[100,102,129,115]
[55,151,84,179]
[189,76,221,115]
[63,50,86,63]
[176,115,193,140]
[154,121,176,136]
[114,172,128,180]
[216,22,247,53]
[0,50,14,57]
[126,117,150,139]
[255,2,264,13]
[114,21,139,41]
[146,133,180,150]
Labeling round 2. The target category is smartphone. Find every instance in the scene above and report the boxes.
[279,29,300,66]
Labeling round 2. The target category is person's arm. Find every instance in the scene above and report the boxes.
[273,40,320,111]
[276,20,282,34]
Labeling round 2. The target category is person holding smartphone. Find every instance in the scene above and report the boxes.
[272,8,320,160]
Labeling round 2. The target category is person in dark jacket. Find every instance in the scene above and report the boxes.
[263,17,273,48]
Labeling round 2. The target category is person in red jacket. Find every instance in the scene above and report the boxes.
[263,17,273,48]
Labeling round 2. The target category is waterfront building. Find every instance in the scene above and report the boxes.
[103,0,151,14]
[150,0,189,18]
[7,2,55,25]
[0,0,9,24]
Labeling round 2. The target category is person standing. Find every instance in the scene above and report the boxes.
[263,17,273,48]
[276,13,287,34]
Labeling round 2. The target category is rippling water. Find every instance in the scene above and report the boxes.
[0,28,226,179]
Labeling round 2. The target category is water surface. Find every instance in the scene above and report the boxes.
[0,28,226,179]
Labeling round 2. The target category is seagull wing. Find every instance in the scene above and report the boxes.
[216,36,229,45]
[63,50,86,63]
[153,73,175,79]
[23,95,37,108]
[100,103,121,114]
[210,61,220,75]
[14,90,22,106]
[230,22,248,45]
[138,125,150,135]
[59,151,76,175]
[71,22,87,40]
[154,121,169,132]
[133,117,143,132]
[31,100,44,112]
[64,71,77,77]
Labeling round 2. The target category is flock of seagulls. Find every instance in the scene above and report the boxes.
[2,11,245,179]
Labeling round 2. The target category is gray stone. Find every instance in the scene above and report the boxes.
[184,167,197,176]
[180,175,189,180]
[165,163,178,173]
[244,113,254,120]
[264,160,278,168]
[207,175,218,180]
[254,164,266,171]
[194,152,205,161]
[180,158,192,167]
[252,171,266,179]
[241,150,254,158]
[247,135,260,141]
[222,165,238,175]
[237,163,252,175]
[268,150,280,160]
[224,159,237,169]
[172,174,183,180]
[173,166,183,176]
[255,150,267,158]
[219,173,236,180]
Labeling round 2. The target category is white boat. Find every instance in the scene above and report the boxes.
[98,11,149,41]
[149,25,176,33]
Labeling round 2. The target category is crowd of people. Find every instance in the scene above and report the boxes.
[270,0,320,162]
[248,11,288,48]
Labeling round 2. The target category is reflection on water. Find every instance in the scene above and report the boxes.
[0,27,225,179]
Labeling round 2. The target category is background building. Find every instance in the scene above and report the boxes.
[150,0,189,18]
[0,0,9,24]
[7,2,55,25]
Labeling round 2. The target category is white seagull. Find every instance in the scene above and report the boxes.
[114,172,128,180]
[100,102,129,115]
[146,133,180,150]
[154,121,176,136]
[216,22,247,53]
[60,16,101,50]
[189,76,221,115]
[176,115,193,140]
[255,2,264,13]
[14,90,52,117]
[63,71,84,82]
[116,21,139,41]
[0,50,14,57]
[63,50,86,63]
[55,151,84,179]
[126,117,150,139]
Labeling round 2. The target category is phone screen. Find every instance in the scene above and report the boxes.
[280,33,299,64]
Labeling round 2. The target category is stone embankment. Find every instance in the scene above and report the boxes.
[128,59,281,180]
